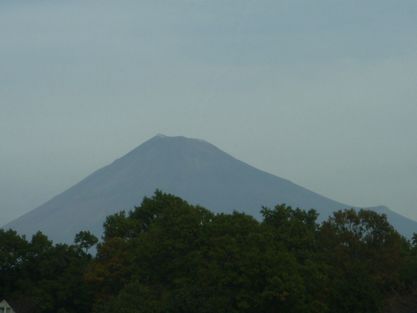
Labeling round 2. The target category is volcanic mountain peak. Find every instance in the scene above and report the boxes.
[5,135,417,242]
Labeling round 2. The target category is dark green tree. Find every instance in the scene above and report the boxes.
[74,230,98,253]
[319,209,404,313]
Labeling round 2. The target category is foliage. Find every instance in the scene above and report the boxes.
[0,230,94,313]
[74,231,98,253]
[2,191,417,313]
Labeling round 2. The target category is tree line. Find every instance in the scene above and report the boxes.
[1,191,417,313]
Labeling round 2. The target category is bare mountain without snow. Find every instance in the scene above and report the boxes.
[5,135,417,242]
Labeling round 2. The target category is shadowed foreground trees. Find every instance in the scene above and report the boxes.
[0,230,95,313]
[1,191,417,313]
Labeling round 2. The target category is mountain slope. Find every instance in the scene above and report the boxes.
[5,135,417,242]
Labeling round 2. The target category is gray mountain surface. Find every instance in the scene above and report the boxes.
[5,135,417,242]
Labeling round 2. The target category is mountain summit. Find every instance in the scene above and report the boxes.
[5,135,417,242]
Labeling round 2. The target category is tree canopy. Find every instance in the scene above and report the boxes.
[1,191,416,313]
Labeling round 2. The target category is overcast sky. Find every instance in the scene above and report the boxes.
[1,0,417,225]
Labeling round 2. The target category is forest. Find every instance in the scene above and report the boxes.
[1,191,417,313]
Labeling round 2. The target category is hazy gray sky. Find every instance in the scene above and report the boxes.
[1,0,417,224]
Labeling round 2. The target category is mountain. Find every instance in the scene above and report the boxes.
[5,135,417,242]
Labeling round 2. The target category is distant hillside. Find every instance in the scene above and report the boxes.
[5,135,417,242]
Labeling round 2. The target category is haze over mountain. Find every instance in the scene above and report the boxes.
[5,135,417,242]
